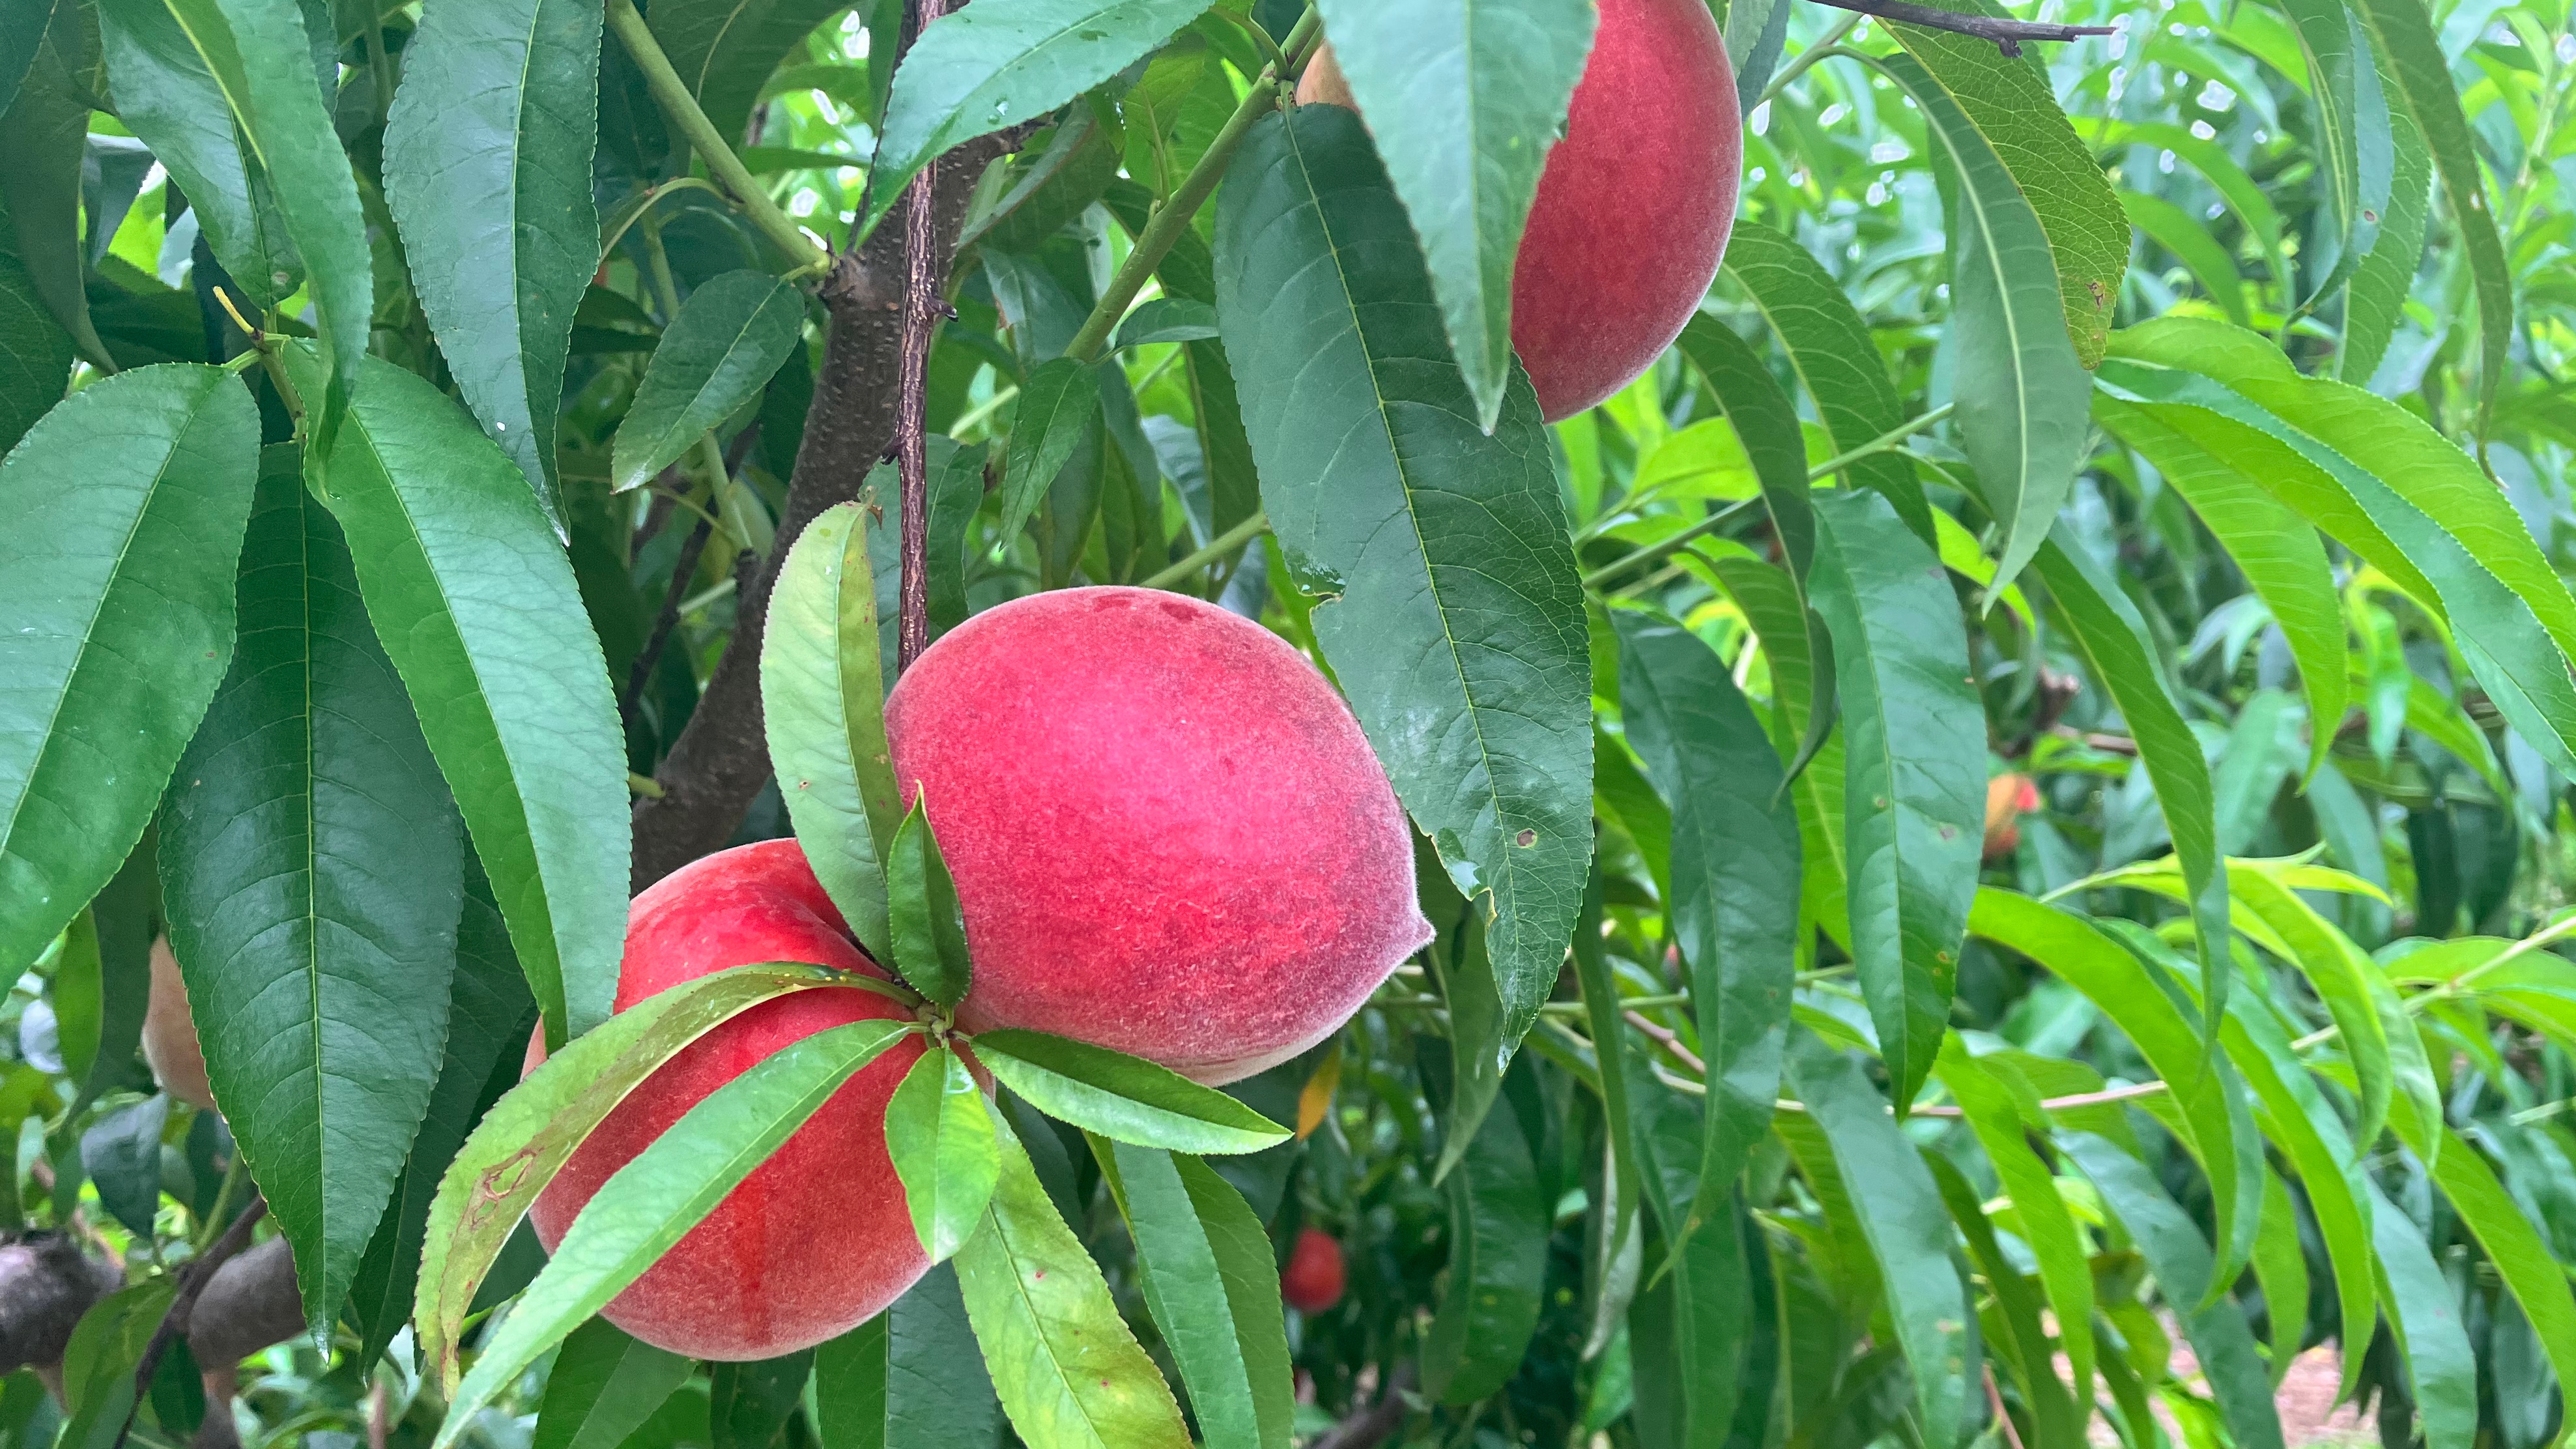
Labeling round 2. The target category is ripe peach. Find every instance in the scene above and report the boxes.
[1281,1228,1345,1314]
[526,840,928,1360]
[883,587,1431,1085]
[1297,0,1743,421]
[143,936,218,1114]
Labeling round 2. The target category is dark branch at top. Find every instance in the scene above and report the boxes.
[1807,0,2117,55]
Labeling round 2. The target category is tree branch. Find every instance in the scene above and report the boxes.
[115,1195,267,1449]
[1805,0,2114,56]
[890,0,954,674]
[1310,1364,1416,1449]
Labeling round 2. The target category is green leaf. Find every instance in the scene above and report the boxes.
[2273,0,2390,299]
[2029,526,2229,1035]
[0,0,109,369]
[2091,395,2346,779]
[885,795,971,1009]
[2389,1109,2576,1410]
[2339,91,2428,386]
[1610,609,1797,1197]
[2348,0,2511,429]
[997,358,1100,543]
[80,1095,167,1238]
[532,1318,695,1449]
[293,347,630,1048]
[345,861,538,1370]
[0,0,50,115]
[1784,1033,1969,1449]
[865,0,1216,241]
[1097,1142,1292,1449]
[0,211,72,452]
[812,1265,1003,1449]
[1108,298,1218,350]
[2062,1135,2286,1449]
[59,835,156,1120]
[95,0,299,311]
[1885,10,2129,366]
[1807,489,1982,1110]
[0,364,258,976]
[1215,105,1590,1051]
[611,270,804,495]
[886,1046,997,1263]
[966,1029,1289,1155]
[1869,50,2089,592]
[1672,316,1815,580]
[763,501,901,964]
[382,0,603,531]
[2360,1182,2474,1449]
[1427,908,1505,1184]
[55,1280,175,1449]
[1933,1039,2093,1414]
[412,962,855,1389]
[2119,192,2246,326]
[1308,0,1594,429]
[649,0,850,154]
[2248,1171,2307,1383]
[1721,222,1930,545]
[1421,1067,1547,1405]
[159,453,465,1339]
[712,1352,816,1449]
[432,1017,915,1449]
[1925,1149,2080,1446]
[170,0,371,446]
[954,1108,1193,1449]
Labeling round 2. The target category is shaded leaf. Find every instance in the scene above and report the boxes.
[611,270,804,494]
[812,1266,1004,1449]
[532,1318,694,1449]
[1421,1066,1547,1405]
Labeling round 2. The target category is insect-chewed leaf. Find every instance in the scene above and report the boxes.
[160,451,465,1340]
[1096,1142,1293,1449]
[610,270,805,494]
[1309,0,1594,429]
[764,502,901,963]
[532,1317,694,1449]
[288,345,629,1048]
[966,1029,1289,1155]
[0,364,258,977]
[885,796,971,1009]
[431,1017,915,1449]
[410,963,860,1390]
[382,0,604,530]
[1214,104,1591,1053]
[954,1108,1192,1449]
[885,1046,997,1262]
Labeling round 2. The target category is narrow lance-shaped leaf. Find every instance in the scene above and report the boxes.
[2384,1105,2576,1408]
[764,502,901,963]
[1306,0,1595,430]
[953,1105,1194,1449]
[382,0,604,531]
[0,364,258,975]
[1674,316,1815,580]
[966,1028,1290,1155]
[1785,1033,1970,1449]
[0,0,109,369]
[651,0,860,149]
[997,358,1100,543]
[1421,1067,1548,1405]
[1933,1038,2093,1414]
[812,1265,1003,1449]
[1870,50,2088,592]
[1096,1141,1293,1449]
[289,347,631,1048]
[864,0,1219,241]
[1807,489,1982,1110]
[610,271,804,495]
[2274,0,2390,298]
[412,963,858,1389]
[95,0,300,311]
[60,836,156,1121]
[885,1046,997,1263]
[160,453,465,1338]
[0,200,73,453]
[2063,1134,2287,1449]
[1216,105,1592,1051]
[2339,91,2427,386]
[2360,1182,2475,1449]
[531,1318,695,1449]
[1611,609,1797,1197]
[432,1018,916,1449]
[885,796,971,1009]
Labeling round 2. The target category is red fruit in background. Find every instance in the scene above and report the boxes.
[1983,772,2042,863]
[526,840,928,1360]
[884,587,1433,1085]
[1281,1228,1345,1314]
[1297,0,1743,421]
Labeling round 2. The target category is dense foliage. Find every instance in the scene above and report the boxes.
[0,0,2571,1444]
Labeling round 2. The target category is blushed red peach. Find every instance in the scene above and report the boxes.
[884,587,1431,1085]
[526,840,927,1360]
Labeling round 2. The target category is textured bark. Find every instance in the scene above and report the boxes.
[627,137,1008,891]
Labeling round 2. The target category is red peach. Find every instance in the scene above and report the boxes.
[883,587,1431,1085]
[1281,1228,1345,1315]
[1298,0,1743,421]
[526,840,928,1360]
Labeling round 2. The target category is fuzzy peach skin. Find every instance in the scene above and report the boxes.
[1298,0,1743,421]
[526,840,927,1360]
[884,587,1433,1085]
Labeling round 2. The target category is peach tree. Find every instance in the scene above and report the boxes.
[0,0,2573,1443]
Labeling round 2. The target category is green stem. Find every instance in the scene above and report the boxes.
[1754,12,1863,110]
[1580,498,1760,591]
[1807,401,1951,482]
[192,1152,248,1255]
[1139,509,1270,590]
[605,0,831,278]
[1061,7,1321,363]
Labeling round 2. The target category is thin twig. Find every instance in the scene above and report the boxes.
[891,18,951,674]
[1625,1009,1706,1075]
[1807,0,2115,55]
[115,1195,268,1449]
[1309,1363,1418,1449]
[1139,509,1269,592]
[622,509,715,726]
[1986,1366,2030,1449]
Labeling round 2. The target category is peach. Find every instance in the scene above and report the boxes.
[883,587,1431,1085]
[526,840,928,1360]
[1298,0,1743,421]
[1281,1227,1345,1314]
[143,936,218,1114]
